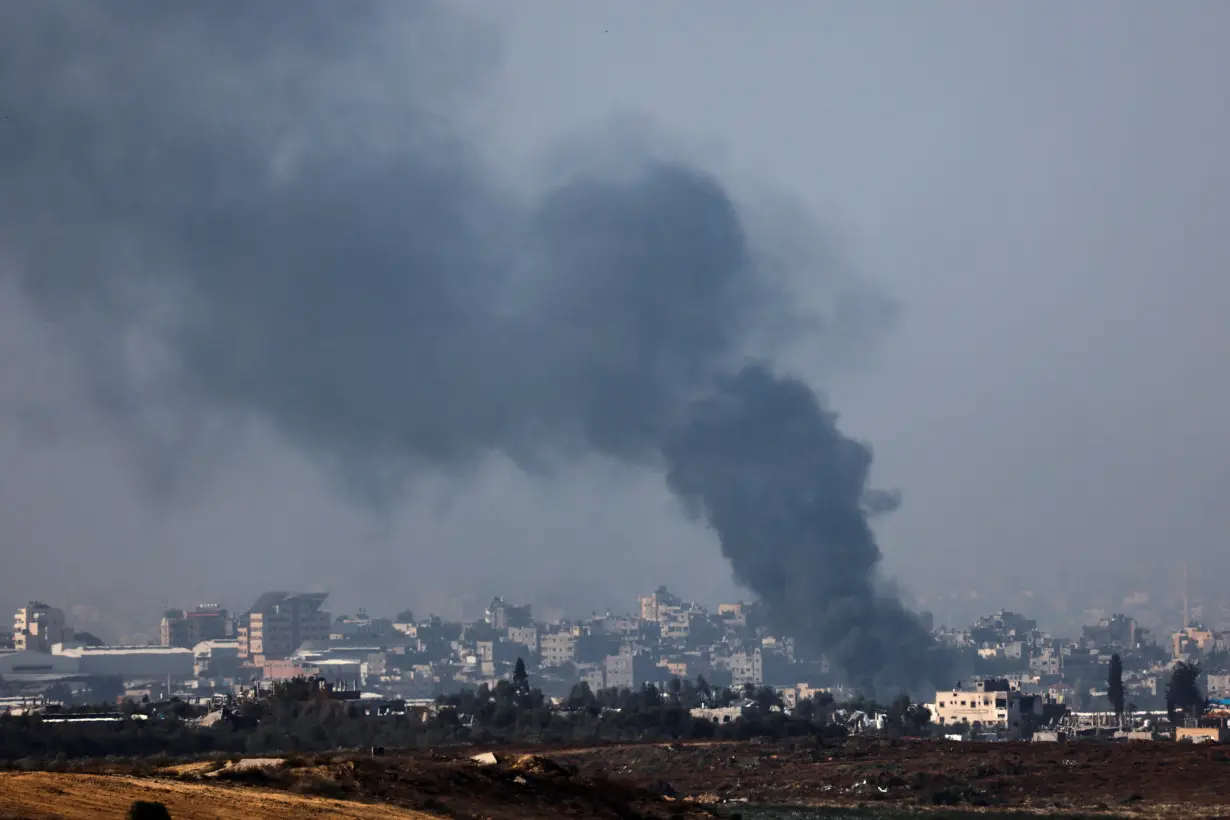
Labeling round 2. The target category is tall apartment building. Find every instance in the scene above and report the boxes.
[160,604,231,648]
[236,592,330,663]
[13,602,73,653]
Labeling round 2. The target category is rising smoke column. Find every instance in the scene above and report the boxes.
[664,366,946,693]
[0,1,946,692]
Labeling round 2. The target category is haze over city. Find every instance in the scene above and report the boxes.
[3,0,1230,649]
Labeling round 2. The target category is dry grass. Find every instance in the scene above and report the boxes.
[0,772,436,820]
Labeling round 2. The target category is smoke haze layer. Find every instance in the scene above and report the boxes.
[0,1,943,691]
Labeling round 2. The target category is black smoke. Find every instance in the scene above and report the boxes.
[0,1,946,692]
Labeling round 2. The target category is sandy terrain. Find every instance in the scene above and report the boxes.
[0,772,432,820]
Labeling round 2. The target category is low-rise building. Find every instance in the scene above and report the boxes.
[931,679,1044,734]
[541,630,578,667]
[52,644,194,680]
[193,639,242,678]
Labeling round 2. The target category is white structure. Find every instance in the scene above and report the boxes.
[931,679,1044,734]
[13,602,73,653]
[193,639,242,678]
[0,650,80,678]
[52,645,194,680]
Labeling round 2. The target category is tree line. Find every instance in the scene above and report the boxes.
[0,661,935,761]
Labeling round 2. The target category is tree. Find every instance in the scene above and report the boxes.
[513,658,529,694]
[394,610,415,623]
[1166,661,1205,721]
[1107,653,1125,718]
[74,631,105,646]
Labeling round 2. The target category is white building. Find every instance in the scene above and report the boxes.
[52,645,194,680]
[193,639,242,678]
[0,650,80,678]
[931,679,1044,734]
[13,602,73,653]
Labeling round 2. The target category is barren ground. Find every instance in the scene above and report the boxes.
[3,738,1230,819]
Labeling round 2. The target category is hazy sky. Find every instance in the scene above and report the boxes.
[3,2,1229,638]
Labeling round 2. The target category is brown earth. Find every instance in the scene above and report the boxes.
[4,739,1230,819]
[0,771,432,820]
[549,736,1230,816]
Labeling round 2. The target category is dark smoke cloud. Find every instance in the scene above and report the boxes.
[664,367,945,691]
[0,1,945,691]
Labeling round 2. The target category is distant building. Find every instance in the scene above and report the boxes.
[507,625,539,655]
[193,639,242,678]
[51,644,194,679]
[12,602,73,653]
[540,630,578,667]
[730,648,764,687]
[604,651,658,690]
[1082,614,1137,650]
[639,586,680,623]
[1172,625,1217,658]
[930,678,1043,734]
[1207,674,1230,698]
[0,650,80,678]
[1029,648,1062,676]
[485,598,532,630]
[160,604,230,649]
[237,592,331,663]
[329,610,395,641]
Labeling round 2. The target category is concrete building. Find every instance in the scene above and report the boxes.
[485,598,532,630]
[237,592,331,663]
[329,609,395,641]
[0,650,80,678]
[639,587,680,623]
[507,625,539,655]
[13,602,73,653]
[931,679,1044,734]
[52,644,194,680]
[1207,674,1230,697]
[540,630,578,667]
[193,639,242,678]
[604,651,658,690]
[1172,625,1217,658]
[1082,614,1138,650]
[730,648,764,687]
[160,604,230,649]
[1029,648,1062,676]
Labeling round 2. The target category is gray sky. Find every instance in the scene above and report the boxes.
[3,2,1229,638]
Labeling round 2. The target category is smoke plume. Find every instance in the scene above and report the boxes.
[0,2,945,691]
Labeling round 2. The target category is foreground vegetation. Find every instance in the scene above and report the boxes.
[0,670,942,761]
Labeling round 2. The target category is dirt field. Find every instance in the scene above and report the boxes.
[549,736,1230,817]
[3,739,1230,819]
[0,771,432,820]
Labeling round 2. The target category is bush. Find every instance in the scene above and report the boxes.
[128,800,172,820]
